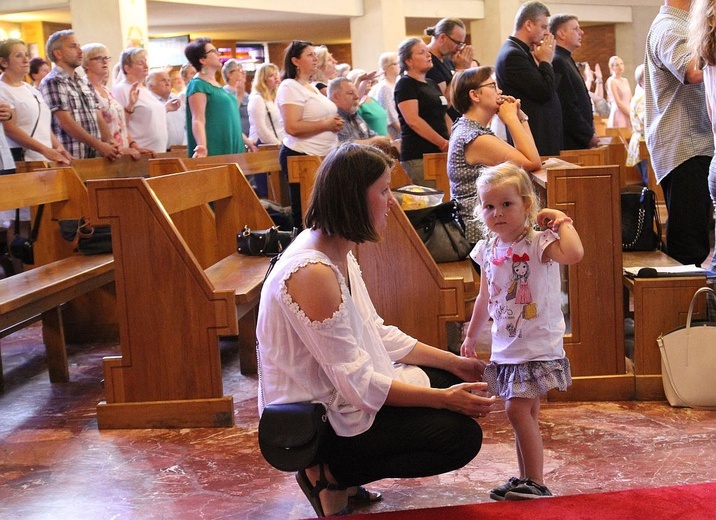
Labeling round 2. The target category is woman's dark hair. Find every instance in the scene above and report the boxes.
[184,37,212,71]
[305,142,394,243]
[450,66,494,114]
[397,37,422,75]
[29,57,49,78]
[424,17,465,38]
[282,40,313,81]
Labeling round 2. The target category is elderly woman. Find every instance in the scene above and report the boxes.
[29,57,50,89]
[394,37,451,187]
[447,67,541,245]
[185,37,244,158]
[257,142,494,517]
[369,52,401,140]
[222,59,252,141]
[82,43,153,159]
[0,38,71,163]
[112,47,171,153]
[276,40,343,228]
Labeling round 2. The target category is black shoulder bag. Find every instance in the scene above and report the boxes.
[10,205,44,265]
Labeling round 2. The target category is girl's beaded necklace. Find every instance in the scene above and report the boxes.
[490,227,529,266]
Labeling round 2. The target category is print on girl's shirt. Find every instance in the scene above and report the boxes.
[503,253,537,338]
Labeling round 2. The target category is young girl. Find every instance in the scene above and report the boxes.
[461,162,584,500]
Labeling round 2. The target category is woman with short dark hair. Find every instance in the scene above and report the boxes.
[184,37,244,158]
[28,57,50,89]
[257,142,494,518]
[447,67,540,245]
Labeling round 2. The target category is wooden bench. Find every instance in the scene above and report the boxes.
[287,154,478,348]
[530,165,631,401]
[0,169,114,390]
[622,250,708,400]
[87,163,274,429]
[148,149,287,206]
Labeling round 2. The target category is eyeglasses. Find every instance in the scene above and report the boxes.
[445,34,466,48]
[478,81,498,90]
[90,56,111,63]
[204,49,219,56]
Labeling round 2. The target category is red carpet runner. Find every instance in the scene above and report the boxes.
[340,482,716,519]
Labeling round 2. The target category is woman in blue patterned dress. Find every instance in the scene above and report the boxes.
[447,66,541,245]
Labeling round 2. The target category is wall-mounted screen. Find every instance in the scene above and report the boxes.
[147,35,190,67]
[234,43,267,72]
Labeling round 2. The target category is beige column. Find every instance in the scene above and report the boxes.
[471,0,521,68]
[349,0,407,71]
[69,0,147,76]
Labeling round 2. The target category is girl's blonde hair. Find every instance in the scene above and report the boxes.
[475,162,540,237]
[688,0,716,67]
[251,62,280,101]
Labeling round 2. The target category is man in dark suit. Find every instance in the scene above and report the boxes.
[550,14,599,150]
[495,1,563,156]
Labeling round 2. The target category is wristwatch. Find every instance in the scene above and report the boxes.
[519,115,529,123]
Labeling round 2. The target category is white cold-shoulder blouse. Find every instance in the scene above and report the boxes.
[256,248,429,437]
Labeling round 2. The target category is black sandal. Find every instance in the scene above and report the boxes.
[296,466,353,517]
[348,486,383,505]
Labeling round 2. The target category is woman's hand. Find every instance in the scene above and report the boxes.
[441,382,496,418]
[128,82,140,109]
[192,144,208,158]
[121,147,142,160]
[325,115,344,133]
[42,147,71,164]
[451,355,487,382]
[165,98,181,112]
[497,96,520,121]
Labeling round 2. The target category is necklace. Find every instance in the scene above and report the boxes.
[490,227,529,266]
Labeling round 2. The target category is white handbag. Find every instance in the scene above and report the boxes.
[657,287,716,409]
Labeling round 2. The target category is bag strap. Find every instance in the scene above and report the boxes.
[30,204,45,242]
[646,187,664,251]
[265,98,279,140]
[685,287,716,328]
[28,87,42,138]
[14,208,20,235]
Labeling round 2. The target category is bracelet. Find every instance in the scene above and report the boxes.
[595,79,603,84]
[128,140,137,147]
[125,107,134,114]
[551,216,573,232]
[519,115,529,123]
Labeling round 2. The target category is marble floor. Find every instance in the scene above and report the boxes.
[1,325,716,520]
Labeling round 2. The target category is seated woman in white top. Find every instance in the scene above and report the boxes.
[257,142,495,517]
[0,38,71,163]
[112,47,170,154]
[276,40,344,228]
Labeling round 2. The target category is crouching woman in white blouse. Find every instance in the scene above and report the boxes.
[257,142,495,517]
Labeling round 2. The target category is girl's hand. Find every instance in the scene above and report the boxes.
[460,336,479,359]
[537,208,567,230]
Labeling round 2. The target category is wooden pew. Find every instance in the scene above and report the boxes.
[87,164,274,429]
[423,152,450,201]
[287,155,478,348]
[148,149,287,206]
[531,164,631,401]
[622,251,707,400]
[0,169,114,389]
